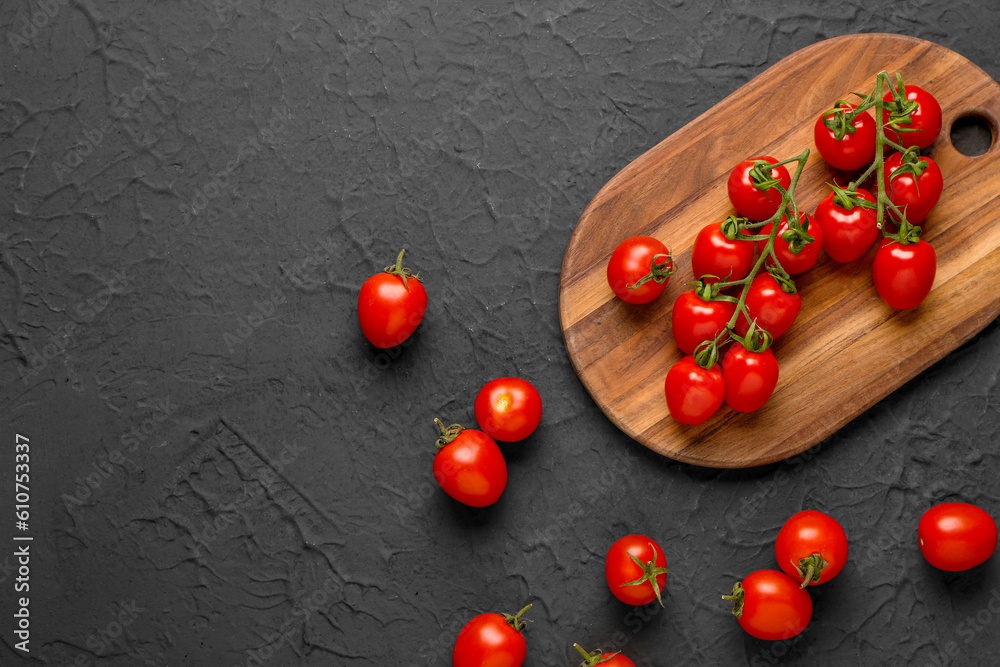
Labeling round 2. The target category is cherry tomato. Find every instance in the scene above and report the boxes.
[721,343,778,413]
[725,570,812,641]
[872,238,936,309]
[727,156,791,221]
[453,605,531,667]
[607,236,674,304]
[665,356,725,425]
[433,420,507,507]
[918,502,998,572]
[775,510,849,586]
[605,534,669,606]
[358,249,427,348]
[671,291,735,355]
[882,84,942,149]
[815,188,879,262]
[757,212,823,275]
[734,273,801,340]
[814,103,877,170]
[883,152,943,224]
[474,377,542,442]
[574,644,636,667]
[691,221,754,282]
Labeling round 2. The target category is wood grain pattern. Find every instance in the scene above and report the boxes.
[559,34,1000,469]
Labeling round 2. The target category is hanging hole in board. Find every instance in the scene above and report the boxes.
[949,113,994,157]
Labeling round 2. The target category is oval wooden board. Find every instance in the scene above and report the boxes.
[559,34,1000,469]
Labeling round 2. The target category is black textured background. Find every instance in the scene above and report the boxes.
[2,1,1000,665]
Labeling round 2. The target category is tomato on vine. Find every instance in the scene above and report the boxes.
[723,570,812,641]
[665,355,725,425]
[605,535,669,606]
[721,342,779,412]
[607,236,675,304]
[815,187,879,263]
[814,102,877,171]
[474,377,542,442]
[919,502,998,572]
[573,644,635,667]
[758,212,823,275]
[691,219,754,283]
[727,156,791,221]
[884,151,943,224]
[453,604,531,667]
[671,289,735,355]
[775,510,849,587]
[734,272,801,340]
[882,84,942,149]
[432,419,507,507]
[358,249,427,348]
[872,226,936,309]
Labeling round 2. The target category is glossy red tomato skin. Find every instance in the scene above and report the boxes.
[592,653,635,666]
[736,570,813,641]
[671,291,735,355]
[474,377,542,442]
[665,356,725,425]
[607,236,671,304]
[882,84,943,149]
[453,613,526,667]
[918,503,998,572]
[883,152,943,224]
[775,510,849,586]
[721,344,779,413]
[605,535,668,605]
[734,273,802,340]
[814,104,877,170]
[872,238,936,309]
[728,156,792,221]
[691,222,755,282]
[358,273,427,348]
[815,188,879,262]
[433,430,507,507]
[757,212,823,275]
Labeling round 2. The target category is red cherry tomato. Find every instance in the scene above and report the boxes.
[607,236,674,304]
[727,156,791,221]
[882,84,942,149]
[604,535,669,606]
[453,605,531,667]
[474,377,542,442]
[433,421,507,507]
[883,152,943,224]
[775,510,849,586]
[734,272,801,340]
[691,221,754,282]
[721,343,778,413]
[671,291,735,355]
[726,570,812,641]
[358,250,428,349]
[574,644,636,667]
[665,356,725,425]
[815,188,879,262]
[919,502,998,572]
[814,103,877,170]
[872,238,936,309]
[757,212,823,275]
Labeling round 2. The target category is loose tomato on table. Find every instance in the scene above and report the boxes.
[919,502,998,572]
[872,236,936,309]
[665,355,725,426]
[358,249,427,348]
[815,187,879,262]
[607,236,675,304]
[757,212,823,275]
[728,156,791,221]
[474,377,542,442]
[721,343,779,413]
[883,151,943,224]
[671,290,735,356]
[573,644,635,667]
[605,534,669,606]
[432,419,507,507]
[775,510,849,587]
[691,219,755,282]
[453,604,531,667]
[814,102,877,171]
[882,84,942,149]
[733,272,801,340]
[723,570,812,641]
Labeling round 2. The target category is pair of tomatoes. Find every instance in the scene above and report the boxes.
[433,377,542,508]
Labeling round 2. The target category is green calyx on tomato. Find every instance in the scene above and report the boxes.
[628,251,675,290]
[383,248,421,292]
[820,98,864,139]
[722,581,746,618]
[574,643,620,666]
[828,182,875,211]
[434,418,464,450]
[888,147,931,182]
[749,159,785,193]
[881,216,922,246]
[793,553,829,588]
[619,541,669,607]
[501,604,532,632]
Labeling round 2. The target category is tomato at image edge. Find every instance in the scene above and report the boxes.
[604,534,669,606]
[607,236,673,304]
[433,422,507,508]
[918,502,998,572]
[357,250,428,349]
[775,510,849,586]
[453,605,530,667]
[474,377,543,442]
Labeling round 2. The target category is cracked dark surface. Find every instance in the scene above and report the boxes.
[2,1,1000,665]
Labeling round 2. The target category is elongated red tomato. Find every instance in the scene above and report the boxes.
[665,356,725,425]
[607,236,674,304]
[574,644,636,667]
[474,377,542,442]
[671,291,735,355]
[691,221,754,282]
[814,103,877,170]
[358,250,427,348]
[883,152,943,224]
[872,238,936,309]
[919,502,998,572]
[433,420,507,507]
[728,156,791,221]
[775,510,849,586]
[734,273,801,340]
[815,188,879,262]
[453,605,531,667]
[757,212,823,275]
[721,344,778,413]
[725,570,812,641]
[605,534,669,606]
[882,84,942,149]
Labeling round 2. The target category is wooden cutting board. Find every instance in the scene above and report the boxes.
[559,33,1000,468]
